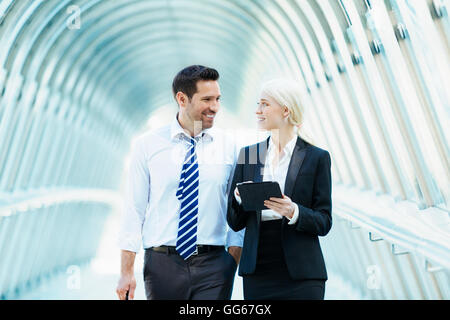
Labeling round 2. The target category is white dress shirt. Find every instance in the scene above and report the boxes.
[118,115,244,253]
[235,135,299,224]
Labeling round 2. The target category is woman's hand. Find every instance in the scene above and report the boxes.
[264,194,296,219]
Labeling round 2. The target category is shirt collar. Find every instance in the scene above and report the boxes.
[170,113,214,142]
[268,134,298,158]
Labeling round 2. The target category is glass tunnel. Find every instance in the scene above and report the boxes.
[0,0,449,300]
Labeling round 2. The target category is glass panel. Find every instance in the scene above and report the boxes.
[365,0,446,208]
[389,0,450,210]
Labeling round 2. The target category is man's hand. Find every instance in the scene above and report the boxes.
[116,250,137,300]
[234,181,253,204]
[228,246,242,265]
[116,273,136,300]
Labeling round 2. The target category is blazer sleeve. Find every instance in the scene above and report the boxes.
[226,147,252,232]
[295,150,332,236]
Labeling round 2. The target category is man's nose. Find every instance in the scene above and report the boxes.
[210,102,220,113]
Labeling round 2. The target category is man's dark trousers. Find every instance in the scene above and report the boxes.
[143,246,238,300]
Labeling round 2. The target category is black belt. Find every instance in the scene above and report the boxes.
[149,245,224,255]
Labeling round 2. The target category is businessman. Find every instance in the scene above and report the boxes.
[116,65,243,300]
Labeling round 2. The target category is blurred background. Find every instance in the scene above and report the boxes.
[0,0,448,300]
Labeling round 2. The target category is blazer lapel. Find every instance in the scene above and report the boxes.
[284,137,308,198]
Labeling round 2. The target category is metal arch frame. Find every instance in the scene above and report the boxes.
[61,1,290,114]
[97,46,242,121]
[99,44,240,103]
[0,0,312,186]
[302,0,395,194]
[263,0,356,186]
[0,0,334,140]
[77,0,304,111]
[294,0,376,190]
[282,2,364,188]
[248,0,339,147]
[315,0,402,198]
[0,0,448,300]
[235,0,340,150]
[390,0,450,206]
[0,0,312,195]
[243,0,308,78]
[273,0,343,178]
[0,0,44,67]
[85,33,253,103]
[7,1,74,76]
[363,1,444,208]
[0,0,123,185]
[0,2,123,180]
[70,23,265,108]
[34,0,282,99]
[339,0,416,200]
[343,0,434,208]
[233,0,312,101]
[234,1,336,156]
[9,0,296,138]
[0,0,292,298]
[277,0,345,182]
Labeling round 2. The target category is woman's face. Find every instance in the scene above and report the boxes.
[255,91,288,131]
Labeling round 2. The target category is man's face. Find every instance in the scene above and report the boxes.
[184,80,221,130]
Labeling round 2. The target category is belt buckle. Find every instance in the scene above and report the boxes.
[192,246,199,256]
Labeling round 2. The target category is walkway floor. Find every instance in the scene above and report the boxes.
[17,213,363,300]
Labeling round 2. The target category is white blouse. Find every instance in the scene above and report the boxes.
[235,135,299,224]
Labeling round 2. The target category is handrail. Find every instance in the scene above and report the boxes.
[333,184,450,269]
[0,187,122,217]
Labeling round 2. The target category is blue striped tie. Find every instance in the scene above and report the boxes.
[176,137,199,259]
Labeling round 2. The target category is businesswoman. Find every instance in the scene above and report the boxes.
[227,78,332,300]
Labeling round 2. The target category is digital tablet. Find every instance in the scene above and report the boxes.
[236,181,283,211]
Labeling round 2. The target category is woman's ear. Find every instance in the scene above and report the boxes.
[283,106,290,118]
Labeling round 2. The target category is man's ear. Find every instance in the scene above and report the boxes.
[176,92,188,108]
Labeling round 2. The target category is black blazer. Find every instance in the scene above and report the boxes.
[227,136,332,280]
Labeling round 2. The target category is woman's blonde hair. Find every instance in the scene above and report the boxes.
[260,78,315,146]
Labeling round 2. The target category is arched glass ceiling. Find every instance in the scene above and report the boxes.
[1,0,448,205]
[1,0,327,129]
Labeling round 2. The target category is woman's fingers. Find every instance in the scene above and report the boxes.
[264,198,293,217]
[268,197,289,204]
[264,200,283,210]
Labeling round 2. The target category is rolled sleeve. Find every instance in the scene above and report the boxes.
[234,187,242,205]
[226,228,245,248]
[117,138,150,253]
